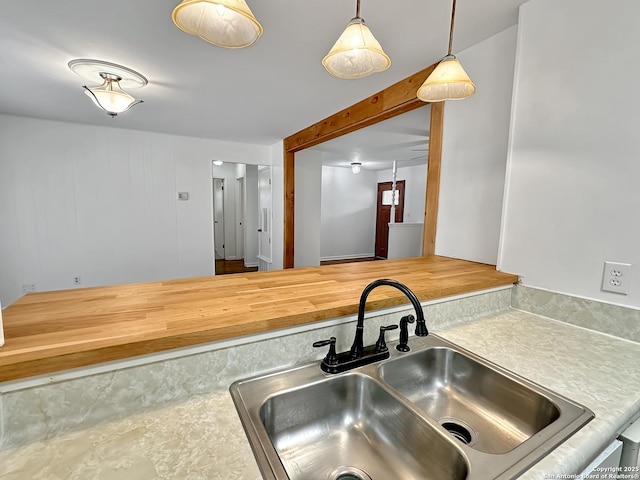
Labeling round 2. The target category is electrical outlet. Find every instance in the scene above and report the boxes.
[601,261,632,294]
[22,283,36,293]
[74,276,81,285]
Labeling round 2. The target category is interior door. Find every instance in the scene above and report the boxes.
[375,180,405,259]
[236,177,245,261]
[213,178,225,260]
[258,167,272,261]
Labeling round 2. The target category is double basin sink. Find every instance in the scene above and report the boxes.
[230,334,594,480]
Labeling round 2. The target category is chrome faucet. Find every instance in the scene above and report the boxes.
[313,278,428,374]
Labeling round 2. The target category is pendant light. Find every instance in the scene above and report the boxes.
[322,0,391,80]
[68,59,147,117]
[351,162,362,174]
[172,0,263,49]
[417,0,476,102]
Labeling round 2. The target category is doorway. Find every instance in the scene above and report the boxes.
[213,178,225,261]
[375,180,405,259]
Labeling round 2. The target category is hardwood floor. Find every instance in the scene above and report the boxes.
[215,259,259,275]
[320,257,381,266]
[216,257,378,271]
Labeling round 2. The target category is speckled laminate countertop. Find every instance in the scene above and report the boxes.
[1,309,639,480]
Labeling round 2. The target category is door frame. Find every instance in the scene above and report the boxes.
[235,177,245,261]
[212,177,225,262]
[257,166,272,262]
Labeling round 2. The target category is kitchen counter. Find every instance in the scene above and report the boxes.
[0,256,517,382]
[1,309,639,479]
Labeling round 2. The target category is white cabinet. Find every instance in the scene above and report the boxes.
[579,440,623,478]
[620,418,640,469]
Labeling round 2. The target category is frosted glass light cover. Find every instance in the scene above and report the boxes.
[83,78,141,116]
[417,55,476,102]
[172,0,263,48]
[322,19,391,80]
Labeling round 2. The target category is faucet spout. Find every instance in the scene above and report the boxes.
[350,278,428,358]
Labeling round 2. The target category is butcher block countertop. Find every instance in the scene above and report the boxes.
[0,256,518,382]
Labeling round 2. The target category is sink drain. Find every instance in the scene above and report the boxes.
[439,418,478,446]
[328,466,373,480]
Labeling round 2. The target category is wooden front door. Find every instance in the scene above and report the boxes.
[375,181,405,259]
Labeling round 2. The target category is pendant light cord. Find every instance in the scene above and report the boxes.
[356,0,361,19]
[447,0,457,55]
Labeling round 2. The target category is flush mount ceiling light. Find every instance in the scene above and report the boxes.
[417,0,476,102]
[322,0,391,80]
[351,162,362,174]
[213,160,224,166]
[68,59,147,117]
[172,0,263,48]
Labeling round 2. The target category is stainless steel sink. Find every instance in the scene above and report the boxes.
[260,373,468,480]
[230,334,594,480]
[378,346,561,454]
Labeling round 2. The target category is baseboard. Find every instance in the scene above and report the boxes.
[320,253,375,262]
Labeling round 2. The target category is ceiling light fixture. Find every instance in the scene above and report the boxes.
[172,0,263,49]
[213,160,224,166]
[322,0,391,80]
[351,162,362,174]
[417,0,476,102]
[68,59,147,117]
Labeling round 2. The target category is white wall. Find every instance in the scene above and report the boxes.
[388,223,423,259]
[320,166,377,260]
[268,141,284,270]
[499,0,640,308]
[377,164,428,223]
[435,26,518,265]
[294,149,323,267]
[0,114,269,306]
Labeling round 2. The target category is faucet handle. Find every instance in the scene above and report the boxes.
[313,337,339,366]
[375,325,398,353]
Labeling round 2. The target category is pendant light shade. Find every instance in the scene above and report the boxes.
[417,55,476,102]
[351,162,362,173]
[322,0,390,80]
[172,0,263,49]
[417,0,475,102]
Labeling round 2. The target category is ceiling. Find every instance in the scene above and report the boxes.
[312,106,431,171]
[0,0,526,146]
